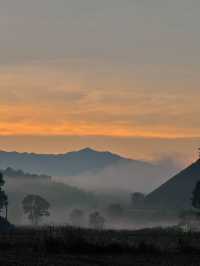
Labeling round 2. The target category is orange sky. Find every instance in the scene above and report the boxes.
[0,0,200,161]
[0,63,200,140]
[0,63,199,163]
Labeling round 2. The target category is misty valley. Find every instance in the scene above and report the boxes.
[0,148,183,228]
[0,149,200,265]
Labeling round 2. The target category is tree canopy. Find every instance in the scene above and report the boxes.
[89,211,105,230]
[69,209,84,227]
[0,173,8,218]
[192,181,200,209]
[22,195,50,226]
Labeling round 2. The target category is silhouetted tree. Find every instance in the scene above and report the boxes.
[69,209,84,227]
[22,195,50,226]
[192,181,200,209]
[179,210,198,231]
[0,173,8,220]
[131,192,145,208]
[107,204,124,218]
[89,211,105,230]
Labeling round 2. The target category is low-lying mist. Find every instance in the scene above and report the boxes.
[3,176,180,230]
[1,154,183,229]
[53,157,180,194]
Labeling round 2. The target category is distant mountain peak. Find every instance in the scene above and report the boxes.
[78,147,96,153]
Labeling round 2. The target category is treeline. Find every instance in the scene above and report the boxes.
[1,167,51,180]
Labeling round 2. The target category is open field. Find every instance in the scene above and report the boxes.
[0,226,200,265]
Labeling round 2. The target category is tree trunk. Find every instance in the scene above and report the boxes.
[5,204,8,221]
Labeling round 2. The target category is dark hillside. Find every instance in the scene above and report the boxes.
[145,160,200,209]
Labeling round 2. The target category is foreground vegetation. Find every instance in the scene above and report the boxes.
[0,226,199,265]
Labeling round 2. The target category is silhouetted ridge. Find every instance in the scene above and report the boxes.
[145,160,200,209]
[0,148,178,192]
[1,167,51,180]
[78,147,96,153]
[0,148,127,177]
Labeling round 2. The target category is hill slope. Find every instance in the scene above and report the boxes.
[145,160,200,209]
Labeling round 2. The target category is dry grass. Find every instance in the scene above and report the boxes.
[0,226,199,265]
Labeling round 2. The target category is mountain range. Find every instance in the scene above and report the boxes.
[0,148,124,176]
[0,148,178,193]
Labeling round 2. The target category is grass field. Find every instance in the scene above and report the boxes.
[0,226,200,265]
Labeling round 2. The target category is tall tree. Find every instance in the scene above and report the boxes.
[22,195,50,226]
[107,204,124,218]
[89,211,105,230]
[192,181,200,209]
[0,173,8,219]
[131,192,145,208]
[69,209,84,227]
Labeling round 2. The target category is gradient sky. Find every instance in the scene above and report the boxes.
[0,0,200,162]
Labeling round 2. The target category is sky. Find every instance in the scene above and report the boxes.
[0,0,200,163]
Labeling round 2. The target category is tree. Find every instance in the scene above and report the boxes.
[192,181,200,209]
[22,195,50,226]
[131,192,145,208]
[107,204,124,218]
[89,211,105,230]
[0,173,8,220]
[69,209,84,227]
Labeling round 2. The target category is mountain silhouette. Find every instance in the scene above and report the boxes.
[0,148,178,192]
[0,148,128,176]
[145,160,200,209]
